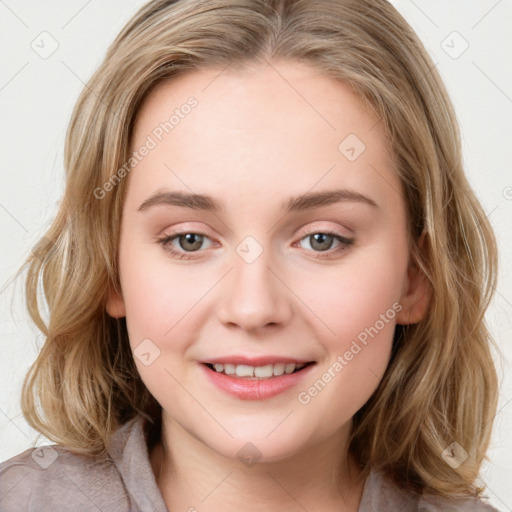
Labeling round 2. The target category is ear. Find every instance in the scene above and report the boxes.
[395,231,432,325]
[106,281,126,318]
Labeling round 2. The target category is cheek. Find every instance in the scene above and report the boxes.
[118,240,194,339]
[293,240,406,408]
[294,255,403,422]
[122,273,170,338]
[295,245,406,345]
[118,250,197,402]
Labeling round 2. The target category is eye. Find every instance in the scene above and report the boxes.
[296,230,354,258]
[157,231,213,259]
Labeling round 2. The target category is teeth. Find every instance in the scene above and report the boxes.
[254,364,277,378]
[236,365,254,378]
[224,364,236,375]
[209,362,307,379]
[285,363,296,374]
[273,363,285,376]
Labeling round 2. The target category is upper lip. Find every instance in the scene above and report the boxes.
[200,356,316,366]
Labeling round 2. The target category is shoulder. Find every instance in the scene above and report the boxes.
[418,492,500,511]
[360,470,501,512]
[0,444,130,512]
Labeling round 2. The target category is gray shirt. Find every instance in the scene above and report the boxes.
[0,415,499,511]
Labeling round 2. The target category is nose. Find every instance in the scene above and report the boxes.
[216,251,293,334]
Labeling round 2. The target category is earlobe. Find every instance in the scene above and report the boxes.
[106,282,126,318]
[396,231,432,326]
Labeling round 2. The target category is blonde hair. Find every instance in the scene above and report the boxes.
[15,0,498,500]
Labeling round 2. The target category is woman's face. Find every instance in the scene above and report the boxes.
[107,60,428,462]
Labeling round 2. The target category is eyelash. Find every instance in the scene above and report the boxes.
[156,229,355,260]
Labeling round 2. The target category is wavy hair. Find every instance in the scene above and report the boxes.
[15,0,498,500]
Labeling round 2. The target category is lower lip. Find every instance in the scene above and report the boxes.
[199,363,316,400]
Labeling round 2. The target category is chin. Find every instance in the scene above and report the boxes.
[199,422,313,464]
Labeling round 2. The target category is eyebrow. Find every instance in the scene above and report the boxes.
[137,188,378,213]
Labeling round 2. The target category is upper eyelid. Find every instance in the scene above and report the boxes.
[162,220,354,238]
[161,226,352,242]
[300,226,353,239]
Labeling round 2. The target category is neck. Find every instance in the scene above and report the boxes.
[150,414,366,512]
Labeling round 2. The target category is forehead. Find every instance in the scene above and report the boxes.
[126,60,400,212]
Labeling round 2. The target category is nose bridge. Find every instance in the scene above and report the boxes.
[217,236,292,331]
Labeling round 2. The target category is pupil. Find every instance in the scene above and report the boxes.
[181,233,202,251]
[311,233,333,251]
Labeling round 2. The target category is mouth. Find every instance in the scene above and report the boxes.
[202,361,316,380]
[200,359,318,400]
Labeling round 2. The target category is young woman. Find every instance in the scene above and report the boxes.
[0,1,500,510]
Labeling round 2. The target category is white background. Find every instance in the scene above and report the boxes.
[1,0,511,509]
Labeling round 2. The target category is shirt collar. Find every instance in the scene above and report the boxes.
[107,415,169,512]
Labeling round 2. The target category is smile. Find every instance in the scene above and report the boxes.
[200,361,317,400]
[205,362,313,379]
